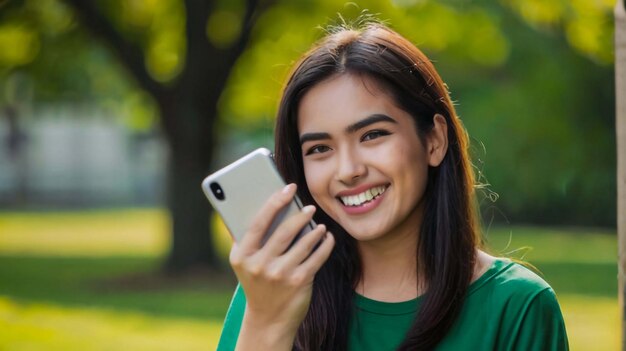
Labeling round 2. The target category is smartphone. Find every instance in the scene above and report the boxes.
[201,148,315,245]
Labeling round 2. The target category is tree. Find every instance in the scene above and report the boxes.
[61,0,275,273]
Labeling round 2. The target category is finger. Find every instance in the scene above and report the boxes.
[261,205,316,257]
[239,183,297,251]
[228,242,247,278]
[292,232,335,282]
[278,224,327,269]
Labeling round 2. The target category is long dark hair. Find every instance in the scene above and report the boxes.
[274,21,479,350]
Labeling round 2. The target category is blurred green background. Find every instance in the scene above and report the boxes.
[0,0,618,350]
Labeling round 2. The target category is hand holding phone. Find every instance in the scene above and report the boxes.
[201,148,335,348]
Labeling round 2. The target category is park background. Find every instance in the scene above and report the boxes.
[0,0,619,350]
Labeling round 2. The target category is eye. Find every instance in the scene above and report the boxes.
[361,129,391,142]
[305,144,332,155]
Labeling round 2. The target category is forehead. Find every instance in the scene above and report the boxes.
[297,74,404,133]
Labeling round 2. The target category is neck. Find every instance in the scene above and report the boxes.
[355,225,422,302]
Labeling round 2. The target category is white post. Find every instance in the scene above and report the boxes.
[616,1,626,350]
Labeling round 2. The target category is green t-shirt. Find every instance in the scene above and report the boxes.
[216,258,569,350]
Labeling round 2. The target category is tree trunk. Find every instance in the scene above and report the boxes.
[615,0,626,349]
[164,149,219,272]
[161,93,221,273]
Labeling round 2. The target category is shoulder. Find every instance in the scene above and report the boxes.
[490,259,564,313]
[440,258,569,350]
[470,258,563,332]
[469,257,564,322]
[485,258,553,298]
[490,261,569,349]
[466,259,569,349]
[474,251,550,293]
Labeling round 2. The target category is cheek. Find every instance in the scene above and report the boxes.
[303,161,327,202]
[389,138,430,188]
[379,137,424,172]
[406,153,430,197]
[303,160,340,219]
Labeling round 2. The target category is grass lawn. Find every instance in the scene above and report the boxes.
[0,209,619,350]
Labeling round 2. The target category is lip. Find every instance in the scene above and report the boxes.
[336,183,389,215]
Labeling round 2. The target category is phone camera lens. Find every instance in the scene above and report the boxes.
[210,182,225,201]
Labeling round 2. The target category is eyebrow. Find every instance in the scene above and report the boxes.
[299,114,398,145]
[299,132,331,145]
[345,114,397,134]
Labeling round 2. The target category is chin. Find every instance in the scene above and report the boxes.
[341,224,388,242]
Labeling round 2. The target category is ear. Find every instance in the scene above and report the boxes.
[426,114,448,167]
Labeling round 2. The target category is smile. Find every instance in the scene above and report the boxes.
[339,185,388,207]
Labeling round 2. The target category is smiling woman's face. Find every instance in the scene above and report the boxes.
[297,73,437,243]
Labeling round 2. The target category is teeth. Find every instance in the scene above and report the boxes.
[340,186,387,207]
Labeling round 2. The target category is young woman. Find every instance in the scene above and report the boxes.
[216,21,569,351]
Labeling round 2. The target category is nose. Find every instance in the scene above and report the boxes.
[335,147,367,185]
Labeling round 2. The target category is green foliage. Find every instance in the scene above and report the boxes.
[451,8,616,226]
[89,0,186,82]
[0,23,39,66]
[502,0,614,63]
[219,1,514,130]
[0,0,616,225]
[0,0,158,131]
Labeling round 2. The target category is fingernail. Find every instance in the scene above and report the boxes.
[302,205,316,214]
[282,183,295,194]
